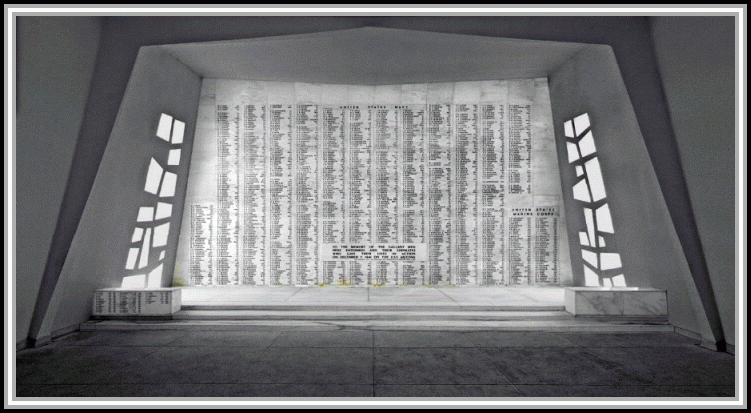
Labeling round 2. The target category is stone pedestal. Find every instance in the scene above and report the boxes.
[92,288,181,316]
[564,287,667,316]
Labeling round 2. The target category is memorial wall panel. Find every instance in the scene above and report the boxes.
[174,79,572,286]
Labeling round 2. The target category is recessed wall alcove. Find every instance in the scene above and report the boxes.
[34,27,718,349]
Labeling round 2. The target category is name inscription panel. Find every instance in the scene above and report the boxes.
[175,79,572,286]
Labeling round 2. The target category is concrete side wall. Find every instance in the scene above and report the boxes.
[31,46,201,339]
[649,17,736,346]
[548,46,714,340]
[15,17,101,343]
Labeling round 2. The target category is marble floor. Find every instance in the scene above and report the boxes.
[15,328,735,400]
[179,285,567,308]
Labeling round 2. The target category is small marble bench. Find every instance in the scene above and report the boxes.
[92,288,181,316]
[564,287,667,316]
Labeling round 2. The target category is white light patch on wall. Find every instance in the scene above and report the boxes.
[159,172,177,197]
[602,277,613,287]
[567,142,580,163]
[579,231,590,246]
[612,274,627,287]
[168,149,181,166]
[147,264,164,288]
[573,113,590,135]
[171,120,185,144]
[578,131,596,157]
[139,228,152,269]
[584,266,600,287]
[152,222,170,247]
[600,253,622,270]
[125,247,140,270]
[136,207,154,222]
[156,113,173,142]
[582,250,598,269]
[144,158,163,195]
[131,227,144,242]
[576,165,584,177]
[155,202,172,220]
[564,120,575,138]
[159,251,165,261]
[121,274,146,289]
[573,179,592,202]
[584,157,607,201]
[598,236,606,247]
[583,207,596,248]
[595,203,614,233]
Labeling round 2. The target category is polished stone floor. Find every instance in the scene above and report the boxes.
[179,285,567,308]
[15,328,735,399]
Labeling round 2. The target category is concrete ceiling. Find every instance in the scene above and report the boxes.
[160,27,589,85]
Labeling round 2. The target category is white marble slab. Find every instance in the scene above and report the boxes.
[564,287,667,316]
[93,288,181,316]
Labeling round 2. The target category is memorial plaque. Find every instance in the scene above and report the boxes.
[92,288,181,316]
[174,79,572,286]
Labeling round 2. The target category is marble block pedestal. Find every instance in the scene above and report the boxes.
[92,288,181,316]
[564,287,667,316]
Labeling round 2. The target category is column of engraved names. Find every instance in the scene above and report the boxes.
[427,104,452,285]
[242,104,265,285]
[267,104,293,285]
[189,204,213,286]
[508,208,532,284]
[372,105,399,285]
[295,103,319,285]
[480,103,505,285]
[346,105,371,285]
[534,207,559,284]
[216,104,240,285]
[508,103,532,194]
[399,105,426,285]
[320,106,346,285]
[453,104,478,285]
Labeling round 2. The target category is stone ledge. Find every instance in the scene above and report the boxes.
[92,288,181,316]
[564,287,667,316]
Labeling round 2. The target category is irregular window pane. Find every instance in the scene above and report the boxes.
[573,113,590,136]
[171,120,185,144]
[155,202,172,220]
[139,228,151,269]
[584,265,600,287]
[167,149,181,166]
[600,253,622,270]
[612,274,627,287]
[121,274,146,289]
[579,231,590,246]
[131,227,144,243]
[564,120,575,138]
[566,142,580,163]
[159,172,177,197]
[598,236,606,247]
[582,250,598,269]
[159,251,165,261]
[152,222,170,247]
[578,131,596,157]
[125,247,140,270]
[156,113,173,141]
[584,157,607,201]
[144,158,163,195]
[147,264,163,288]
[602,277,613,287]
[584,207,596,248]
[136,207,154,222]
[573,179,592,202]
[596,203,614,233]
[576,165,584,177]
